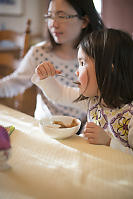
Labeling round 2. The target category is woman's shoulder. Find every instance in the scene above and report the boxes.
[31,41,52,53]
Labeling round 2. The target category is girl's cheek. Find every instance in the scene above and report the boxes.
[79,70,88,85]
[81,76,87,86]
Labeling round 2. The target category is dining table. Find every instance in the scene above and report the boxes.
[0,104,133,199]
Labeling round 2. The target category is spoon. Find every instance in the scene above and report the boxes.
[56,74,80,85]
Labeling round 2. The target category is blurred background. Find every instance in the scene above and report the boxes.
[0,0,132,43]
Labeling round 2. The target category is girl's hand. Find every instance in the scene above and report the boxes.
[83,122,111,146]
[35,61,61,80]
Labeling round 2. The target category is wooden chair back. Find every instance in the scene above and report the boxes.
[0,19,37,117]
[0,19,31,58]
[0,30,21,42]
[22,19,31,57]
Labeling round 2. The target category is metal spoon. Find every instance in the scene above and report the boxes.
[56,74,80,85]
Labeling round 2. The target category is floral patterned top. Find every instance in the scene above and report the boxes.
[88,97,133,148]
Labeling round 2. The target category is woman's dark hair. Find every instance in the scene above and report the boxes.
[79,28,133,108]
[48,0,104,49]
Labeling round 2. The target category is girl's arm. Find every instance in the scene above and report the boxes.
[31,74,88,112]
[0,46,35,98]
[32,61,88,111]
[109,116,133,155]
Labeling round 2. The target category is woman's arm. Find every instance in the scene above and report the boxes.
[32,61,88,111]
[0,46,35,97]
[31,73,88,112]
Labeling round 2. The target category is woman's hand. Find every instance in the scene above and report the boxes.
[35,61,61,80]
[83,122,111,146]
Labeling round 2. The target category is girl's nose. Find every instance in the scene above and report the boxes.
[75,70,79,77]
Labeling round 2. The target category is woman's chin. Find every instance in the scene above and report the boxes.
[53,37,63,44]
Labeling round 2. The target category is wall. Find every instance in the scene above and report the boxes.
[1,0,132,37]
[0,0,49,37]
[102,0,133,36]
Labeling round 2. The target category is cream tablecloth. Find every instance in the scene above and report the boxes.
[0,104,133,199]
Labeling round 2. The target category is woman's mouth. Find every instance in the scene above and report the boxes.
[53,32,62,37]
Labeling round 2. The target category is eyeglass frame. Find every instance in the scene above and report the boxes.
[44,13,79,23]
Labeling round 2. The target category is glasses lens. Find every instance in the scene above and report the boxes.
[44,14,50,21]
[44,13,78,23]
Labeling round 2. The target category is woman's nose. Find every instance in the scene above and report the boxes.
[49,19,59,28]
[75,70,79,77]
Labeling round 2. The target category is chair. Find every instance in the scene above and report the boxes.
[0,19,31,58]
[22,19,31,58]
[0,19,37,117]
[0,53,15,77]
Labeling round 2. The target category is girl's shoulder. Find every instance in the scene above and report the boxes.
[121,101,133,111]
[89,97,99,106]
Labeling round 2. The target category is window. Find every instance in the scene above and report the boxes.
[93,0,102,15]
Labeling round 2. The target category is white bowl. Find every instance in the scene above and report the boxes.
[39,115,81,139]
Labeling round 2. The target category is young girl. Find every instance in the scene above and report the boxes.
[0,0,104,123]
[32,28,133,155]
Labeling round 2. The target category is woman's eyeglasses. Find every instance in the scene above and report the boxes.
[44,13,79,23]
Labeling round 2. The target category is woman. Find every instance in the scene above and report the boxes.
[0,0,104,122]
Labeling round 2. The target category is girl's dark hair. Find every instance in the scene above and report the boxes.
[80,28,133,108]
[48,0,104,49]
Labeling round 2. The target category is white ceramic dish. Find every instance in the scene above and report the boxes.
[39,115,81,139]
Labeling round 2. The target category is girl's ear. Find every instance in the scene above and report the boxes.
[82,15,90,29]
